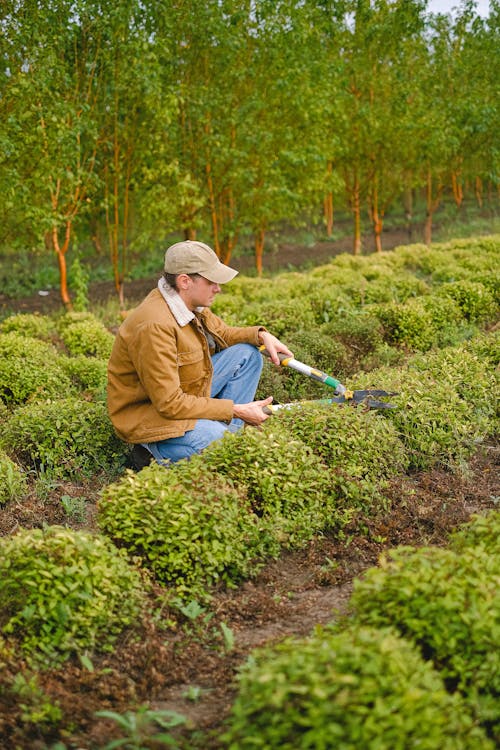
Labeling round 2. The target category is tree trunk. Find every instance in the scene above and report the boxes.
[370,177,384,253]
[352,173,361,255]
[424,167,443,246]
[475,176,483,208]
[255,228,265,276]
[52,221,72,309]
[451,170,463,208]
[323,161,334,236]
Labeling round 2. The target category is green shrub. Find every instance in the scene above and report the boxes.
[371,299,437,351]
[0,313,57,340]
[203,421,337,545]
[1,397,127,478]
[223,625,491,750]
[321,310,384,363]
[0,450,28,505]
[363,273,430,304]
[59,355,108,398]
[98,457,278,598]
[59,318,115,359]
[353,349,496,470]
[0,526,146,663]
[350,545,500,731]
[273,402,408,513]
[419,294,470,346]
[449,511,500,554]
[408,346,499,425]
[437,280,498,323]
[464,329,500,367]
[56,311,101,332]
[0,332,73,405]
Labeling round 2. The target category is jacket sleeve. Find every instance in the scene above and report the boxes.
[201,308,265,347]
[129,321,234,422]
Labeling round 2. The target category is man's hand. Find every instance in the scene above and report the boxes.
[233,396,274,426]
[258,330,293,366]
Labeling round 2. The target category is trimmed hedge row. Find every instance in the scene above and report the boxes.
[0,526,146,663]
[222,625,493,750]
[222,512,500,748]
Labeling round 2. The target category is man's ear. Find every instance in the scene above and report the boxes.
[176,273,191,290]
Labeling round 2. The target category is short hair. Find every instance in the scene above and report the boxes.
[163,271,201,291]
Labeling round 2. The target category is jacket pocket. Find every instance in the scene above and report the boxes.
[177,348,206,386]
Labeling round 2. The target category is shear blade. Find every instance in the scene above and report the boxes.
[352,389,398,399]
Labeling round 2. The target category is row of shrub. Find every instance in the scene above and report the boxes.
[223,510,500,748]
[0,239,497,657]
[1,326,494,669]
[0,237,498,747]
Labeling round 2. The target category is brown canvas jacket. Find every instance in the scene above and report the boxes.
[107,288,264,444]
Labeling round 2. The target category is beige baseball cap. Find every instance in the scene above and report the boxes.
[164,240,238,284]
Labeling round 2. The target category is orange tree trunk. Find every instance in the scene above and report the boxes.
[425,166,443,246]
[255,228,265,276]
[52,221,72,309]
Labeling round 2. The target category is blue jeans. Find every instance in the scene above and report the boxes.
[145,343,263,464]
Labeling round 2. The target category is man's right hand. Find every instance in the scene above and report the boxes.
[233,396,274,426]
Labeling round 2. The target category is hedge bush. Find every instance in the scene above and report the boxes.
[98,457,279,598]
[59,354,108,399]
[1,397,127,478]
[437,280,498,323]
[0,450,27,505]
[0,312,57,340]
[273,402,408,513]
[223,625,491,750]
[58,318,115,359]
[449,510,500,554]
[0,332,72,405]
[0,526,146,663]
[203,421,338,546]
[353,344,497,470]
[350,544,500,732]
[371,299,437,351]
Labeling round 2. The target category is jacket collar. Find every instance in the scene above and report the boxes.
[157,277,204,327]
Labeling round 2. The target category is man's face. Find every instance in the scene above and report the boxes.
[180,275,221,310]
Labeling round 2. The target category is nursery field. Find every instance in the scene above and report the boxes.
[0,236,499,749]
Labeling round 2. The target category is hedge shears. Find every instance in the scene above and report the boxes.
[259,347,397,412]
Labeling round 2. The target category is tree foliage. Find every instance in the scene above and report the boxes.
[0,0,498,301]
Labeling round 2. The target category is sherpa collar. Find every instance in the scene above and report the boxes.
[157,277,204,327]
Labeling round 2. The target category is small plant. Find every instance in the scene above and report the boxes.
[59,317,115,359]
[1,397,128,478]
[0,449,27,505]
[437,280,498,323]
[60,494,88,523]
[350,543,500,732]
[274,401,408,513]
[98,457,278,599]
[60,354,108,398]
[371,298,437,351]
[69,257,90,312]
[11,673,63,727]
[0,526,147,663]
[223,625,491,749]
[0,332,73,405]
[0,312,56,340]
[203,421,336,546]
[449,510,500,554]
[95,704,186,749]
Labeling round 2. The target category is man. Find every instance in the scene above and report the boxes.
[107,239,293,468]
